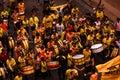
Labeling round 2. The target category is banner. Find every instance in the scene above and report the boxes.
[50,3,67,10]
[96,56,120,80]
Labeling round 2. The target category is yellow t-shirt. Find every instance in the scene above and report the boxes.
[42,16,53,28]
[51,13,59,20]
[83,49,91,61]
[29,16,39,28]
[1,11,9,18]
[62,15,71,22]
[96,11,104,20]
[66,69,78,80]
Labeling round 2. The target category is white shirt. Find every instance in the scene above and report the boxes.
[56,23,65,35]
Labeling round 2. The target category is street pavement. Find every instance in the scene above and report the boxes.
[82,0,120,22]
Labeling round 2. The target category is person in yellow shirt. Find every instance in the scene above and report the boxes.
[65,65,78,80]
[51,11,59,21]
[6,56,16,80]
[17,27,28,37]
[83,46,91,62]
[87,32,95,45]
[62,14,71,22]
[71,5,79,18]
[29,14,39,30]
[42,14,53,33]
[1,8,9,19]
[14,73,23,80]
[95,9,104,20]
[102,35,112,48]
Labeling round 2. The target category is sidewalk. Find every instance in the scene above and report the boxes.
[82,0,120,22]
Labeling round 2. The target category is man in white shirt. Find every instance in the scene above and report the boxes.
[56,21,65,37]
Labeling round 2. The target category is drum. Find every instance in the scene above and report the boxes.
[47,61,60,69]
[22,66,35,75]
[72,54,85,65]
[91,44,103,53]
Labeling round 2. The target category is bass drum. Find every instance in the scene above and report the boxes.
[91,44,103,53]
[72,54,85,66]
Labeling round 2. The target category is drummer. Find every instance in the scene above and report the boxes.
[65,65,78,80]
[83,45,91,62]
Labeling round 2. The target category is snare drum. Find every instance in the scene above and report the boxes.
[47,61,60,69]
[22,66,35,75]
[91,44,103,53]
[72,54,85,65]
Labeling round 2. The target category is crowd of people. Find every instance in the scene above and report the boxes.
[0,0,120,80]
